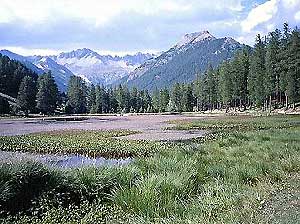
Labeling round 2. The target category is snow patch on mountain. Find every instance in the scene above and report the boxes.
[27,56,74,92]
[176,31,215,48]
[51,48,154,85]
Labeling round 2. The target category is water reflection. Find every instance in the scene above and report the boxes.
[0,150,132,169]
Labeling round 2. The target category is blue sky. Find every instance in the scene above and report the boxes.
[0,0,299,56]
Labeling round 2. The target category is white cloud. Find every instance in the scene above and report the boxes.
[295,11,300,21]
[239,0,300,45]
[3,0,298,53]
[0,0,243,26]
[241,0,278,33]
[0,46,62,56]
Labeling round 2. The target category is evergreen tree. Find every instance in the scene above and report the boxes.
[159,89,170,112]
[152,88,160,112]
[66,76,87,114]
[170,83,182,112]
[130,87,138,112]
[249,34,266,107]
[206,65,218,110]
[265,29,281,109]
[218,61,233,111]
[102,88,110,113]
[0,54,38,98]
[17,76,37,116]
[182,84,194,112]
[108,88,118,113]
[286,29,300,108]
[36,72,58,114]
[87,84,96,113]
[0,98,10,114]
[143,90,152,112]
[95,85,103,113]
[279,23,291,108]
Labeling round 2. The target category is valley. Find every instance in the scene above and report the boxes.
[0,1,300,222]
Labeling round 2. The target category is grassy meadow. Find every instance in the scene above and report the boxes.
[0,115,299,223]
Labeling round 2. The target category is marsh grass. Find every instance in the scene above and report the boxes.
[169,115,300,131]
[0,130,166,158]
[1,115,300,223]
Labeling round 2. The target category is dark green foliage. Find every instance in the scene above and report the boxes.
[66,76,87,114]
[182,84,194,112]
[0,98,10,114]
[286,30,300,106]
[265,29,281,106]
[17,76,37,115]
[0,54,38,98]
[170,83,183,112]
[249,34,266,107]
[192,23,300,112]
[36,72,59,114]
[0,161,55,215]
[159,88,170,112]
[87,84,96,113]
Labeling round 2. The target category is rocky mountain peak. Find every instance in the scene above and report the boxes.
[176,30,216,48]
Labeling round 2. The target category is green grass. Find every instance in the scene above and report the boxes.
[0,130,167,158]
[0,115,300,223]
[169,115,300,131]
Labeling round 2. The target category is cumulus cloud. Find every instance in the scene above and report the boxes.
[239,0,300,44]
[0,0,298,55]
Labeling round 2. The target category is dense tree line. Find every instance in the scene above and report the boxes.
[1,69,59,115]
[1,23,299,115]
[193,23,300,111]
[0,54,38,97]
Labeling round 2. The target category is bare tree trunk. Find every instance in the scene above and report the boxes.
[234,100,237,112]
[269,95,272,112]
[285,92,288,110]
[239,98,243,111]
[279,92,282,107]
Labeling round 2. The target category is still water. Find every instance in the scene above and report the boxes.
[0,150,132,169]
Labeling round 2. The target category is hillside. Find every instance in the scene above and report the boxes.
[121,31,246,91]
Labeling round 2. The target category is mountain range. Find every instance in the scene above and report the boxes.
[0,30,247,92]
[0,49,154,92]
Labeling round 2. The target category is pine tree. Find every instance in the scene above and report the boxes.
[206,65,218,110]
[232,49,250,110]
[160,89,170,112]
[143,90,152,113]
[286,29,300,108]
[182,84,194,112]
[95,85,103,113]
[0,98,10,114]
[170,83,182,112]
[249,34,266,108]
[130,87,138,112]
[66,76,87,114]
[109,88,118,113]
[152,88,160,112]
[36,72,58,114]
[87,84,96,113]
[279,23,291,108]
[218,61,233,111]
[17,76,37,116]
[265,29,281,109]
